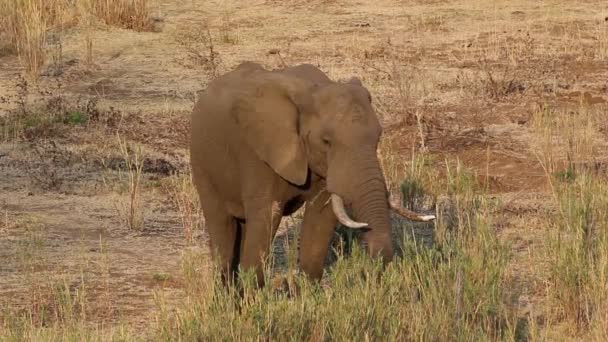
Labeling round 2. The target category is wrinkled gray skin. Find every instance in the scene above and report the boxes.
[190,62,423,286]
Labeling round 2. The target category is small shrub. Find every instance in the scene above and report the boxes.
[152,273,171,282]
[552,167,576,183]
[63,110,88,125]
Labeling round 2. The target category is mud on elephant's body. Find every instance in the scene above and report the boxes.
[190,62,434,286]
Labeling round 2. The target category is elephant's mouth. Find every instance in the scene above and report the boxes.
[329,193,435,229]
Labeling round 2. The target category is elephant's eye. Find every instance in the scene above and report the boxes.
[322,137,331,147]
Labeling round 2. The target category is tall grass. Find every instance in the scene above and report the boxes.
[546,173,608,338]
[0,156,521,340]
[114,134,145,231]
[161,173,202,244]
[157,160,518,341]
[531,102,608,338]
[93,0,150,32]
[0,0,150,79]
[0,0,55,77]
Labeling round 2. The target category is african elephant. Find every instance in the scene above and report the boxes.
[190,62,434,286]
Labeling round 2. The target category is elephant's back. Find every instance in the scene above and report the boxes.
[281,64,331,85]
[191,61,265,123]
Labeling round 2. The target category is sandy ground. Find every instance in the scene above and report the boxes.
[1,0,607,332]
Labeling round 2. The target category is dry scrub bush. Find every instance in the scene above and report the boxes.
[174,21,222,79]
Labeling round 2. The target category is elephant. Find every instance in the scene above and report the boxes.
[190,61,434,287]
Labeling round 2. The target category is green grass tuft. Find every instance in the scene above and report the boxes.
[63,111,88,125]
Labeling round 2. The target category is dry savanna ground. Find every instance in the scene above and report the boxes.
[1,0,607,340]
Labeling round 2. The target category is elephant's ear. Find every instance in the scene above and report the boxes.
[232,73,313,185]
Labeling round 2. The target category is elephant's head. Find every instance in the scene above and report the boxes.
[233,67,434,263]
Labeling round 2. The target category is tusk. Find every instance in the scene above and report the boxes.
[389,197,435,222]
[330,194,368,229]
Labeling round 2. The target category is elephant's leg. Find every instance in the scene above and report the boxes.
[239,201,283,287]
[205,212,239,284]
[196,182,240,285]
[299,191,338,280]
[207,213,239,285]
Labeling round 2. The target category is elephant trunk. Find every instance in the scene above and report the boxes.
[350,172,393,262]
[328,148,394,262]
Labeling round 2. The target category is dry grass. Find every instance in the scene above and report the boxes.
[529,100,608,339]
[1,0,608,340]
[156,162,517,341]
[0,0,51,77]
[0,215,132,341]
[92,0,150,32]
[531,101,604,185]
[114,134,145,231]
[544,172,608,339]
[0,0,150,79]
[161,173,202,244]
